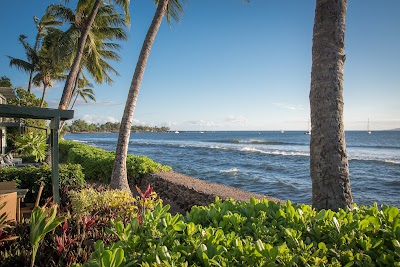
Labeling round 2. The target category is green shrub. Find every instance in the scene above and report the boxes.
[0,164,85,203]
[59,140,171,183]
[83,199,400,266]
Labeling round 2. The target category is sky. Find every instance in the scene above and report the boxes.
[1,0,399,131]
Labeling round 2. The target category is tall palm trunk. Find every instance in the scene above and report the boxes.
[28,72,33,93]
[110,0,170,192]
[310,0,352,210]
[40,84,48,108]
[58,0,102,110]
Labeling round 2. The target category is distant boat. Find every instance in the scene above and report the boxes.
[280,130,284,133]
[199,131,205,134]
[367,118,372,134]
[175,131,179,134]
[304,118,311,135]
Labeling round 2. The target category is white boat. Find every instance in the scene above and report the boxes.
[175,131,179,134]
[280,130,284,133]
[367,118,372,134]
[304,118,311,135]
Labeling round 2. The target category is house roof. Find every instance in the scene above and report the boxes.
[0,87,17,100]
[0,104,74,120]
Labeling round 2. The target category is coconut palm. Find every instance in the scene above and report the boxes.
[110,0,185,192]
[8,35,38,93]
[309,0,353,210]
[32,47,66,107]
[57,0,130,110]
[69,75,96,110]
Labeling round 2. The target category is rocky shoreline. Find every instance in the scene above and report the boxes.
[140,171,284,214]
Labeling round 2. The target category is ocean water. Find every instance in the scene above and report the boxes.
[64,131,400,207]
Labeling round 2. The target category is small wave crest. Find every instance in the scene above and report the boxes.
[240,147,309,157]
[219,168,240,174]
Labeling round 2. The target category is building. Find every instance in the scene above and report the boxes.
[0,87,19,154]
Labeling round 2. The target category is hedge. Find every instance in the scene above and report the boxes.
[0,163,85,203]
[59,140,171,183]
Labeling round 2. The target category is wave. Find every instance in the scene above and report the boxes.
[219,168,240,174]
[209,139,302,146]
[240,147,310,157]
[348,144,400,150]
[350,158,400,165]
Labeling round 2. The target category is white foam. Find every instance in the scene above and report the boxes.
[219,168,240,173]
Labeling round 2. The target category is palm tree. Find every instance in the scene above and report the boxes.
[8,35,37,93]
[57,0,130,110]
[69,75,96,109]
[32,47,66,107]
[110,0,185,192]
[310,0,352,210]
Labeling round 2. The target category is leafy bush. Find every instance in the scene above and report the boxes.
[13,132,48,162]
[59,140,171,183]
[68,185,162,220]
[82,198,400,266]
[0,164,85,203]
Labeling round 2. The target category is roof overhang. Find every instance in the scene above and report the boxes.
[0,87,17,100]
[0,104,74,120]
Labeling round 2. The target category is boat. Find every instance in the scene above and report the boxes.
[175,131,179,134]
[367,118,372,134]
[304,118,311,135]
[280,130,284,133]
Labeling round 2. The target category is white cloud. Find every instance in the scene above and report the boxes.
[273,103,304,110]
[184,120,216,127]
[75,114,119,125]
[224,115,248,125]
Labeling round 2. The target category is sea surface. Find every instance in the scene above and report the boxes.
[64,131,400,207]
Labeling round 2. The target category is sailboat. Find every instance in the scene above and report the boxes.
[304,118,311,135]
[367,118,372,134]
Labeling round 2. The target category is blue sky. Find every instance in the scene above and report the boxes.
[1,0,399,131]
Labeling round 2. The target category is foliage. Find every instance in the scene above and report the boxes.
[0,164,85,203]
[0,197,18,245]
[64,119,170,133]
[59,140,171,183]
[68,185,162,221]
[84,198,400,266]
[0,76,12,87]
[30,204,65,267]
[13,132,48,162]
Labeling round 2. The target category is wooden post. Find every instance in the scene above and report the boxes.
[50,116,60,204]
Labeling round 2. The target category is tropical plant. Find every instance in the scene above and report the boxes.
[57,0,130,110]
[69,75,96,110]
[309,0,352,210]
[13,132,48,162]
[0,197,18,245]
[0,76,12,87]
[110,0,185,192]
[30,205,65,267]
[8,35,65,107]
[8,35,38,93]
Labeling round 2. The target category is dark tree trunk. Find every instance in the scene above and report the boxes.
[310,0,352,210]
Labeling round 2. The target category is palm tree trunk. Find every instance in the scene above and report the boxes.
[310,0,352,210]
[40,84,48,108]
[28,71,33,93]
[58,0,102,110]
[110,0,170,192]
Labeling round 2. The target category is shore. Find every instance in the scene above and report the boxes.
[140,171,285,214]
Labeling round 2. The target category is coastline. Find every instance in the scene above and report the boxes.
[141,171,285,214]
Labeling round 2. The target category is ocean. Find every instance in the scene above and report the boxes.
[64,131,400,207]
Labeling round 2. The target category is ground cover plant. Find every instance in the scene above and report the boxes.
[59,140,171,183]
[77,198,400,267]
[0,185,162,266]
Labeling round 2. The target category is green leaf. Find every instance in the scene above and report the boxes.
[332,217,341,233]
[101,250,112,267]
